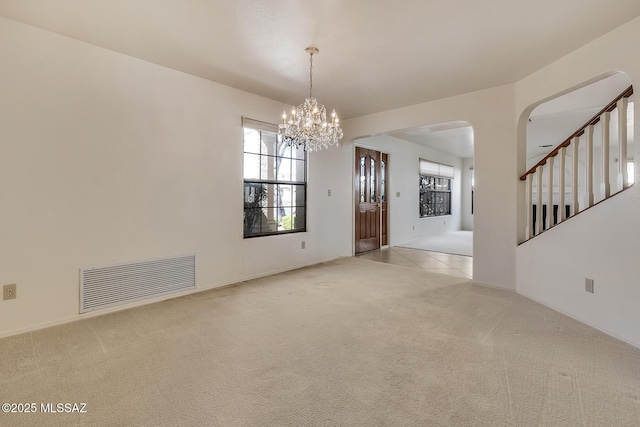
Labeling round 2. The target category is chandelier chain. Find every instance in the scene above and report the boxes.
[309,52,313,99]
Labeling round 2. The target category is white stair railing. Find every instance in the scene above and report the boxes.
[522,86,633,241]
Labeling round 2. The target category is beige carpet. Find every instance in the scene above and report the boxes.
[1,257,640,426]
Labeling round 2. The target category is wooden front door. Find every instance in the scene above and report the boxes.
[355,147,388,254]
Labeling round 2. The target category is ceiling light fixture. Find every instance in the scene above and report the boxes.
[279,47,343,152]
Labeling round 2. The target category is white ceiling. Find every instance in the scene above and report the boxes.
[387,122,474,159]
[527,72,633,166]
[0,1,638,120]
[382,73,633,161]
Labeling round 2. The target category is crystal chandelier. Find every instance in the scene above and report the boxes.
[279,47,343,152]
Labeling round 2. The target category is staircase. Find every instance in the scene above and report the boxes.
[520,86,634,241]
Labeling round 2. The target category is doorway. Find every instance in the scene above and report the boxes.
[355,147,388,254]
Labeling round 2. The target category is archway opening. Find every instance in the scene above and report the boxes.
[522,72,633,238]
[354,121,474,279]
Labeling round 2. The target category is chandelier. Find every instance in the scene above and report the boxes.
[279,47,343,152]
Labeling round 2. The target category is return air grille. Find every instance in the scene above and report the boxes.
[80,254,195,313]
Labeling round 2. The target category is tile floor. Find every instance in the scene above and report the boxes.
[355,246,472,279]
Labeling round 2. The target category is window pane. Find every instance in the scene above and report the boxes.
[291,207,305,231]
[292,146,305,161]
[243,208,261,236]
[260,155,277,180]
[293,159,305,182]
[280,144,292,159]
[360,156,366,202]
[259,206,276,234]
[279,183,293,210]
[243,182,267,236]
[381,159,386,202]
[277,157,292,181]
[262,131,277,156]
[244,153,261,179]
[292,184,306,207]
[370,158,376,202]
[244,182,266,205]
[243,128,261,154]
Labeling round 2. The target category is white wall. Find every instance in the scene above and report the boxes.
[0,17,351,337]
[354,134,463,246]
[515,16,640,347]
[461,158,474,231]
[343,84,517,290]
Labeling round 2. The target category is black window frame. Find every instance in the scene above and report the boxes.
[242,119,307,238]
[419,174,452,217]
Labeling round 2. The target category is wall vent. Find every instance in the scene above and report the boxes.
[80,254,195,313]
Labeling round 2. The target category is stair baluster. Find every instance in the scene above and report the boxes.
[536,166,543,234]
[571,136,580,216]
[547,157,555,229]
[586,124,595,208]
[601,111,611,199]
[617,97,628,192]
[558,146,566,223]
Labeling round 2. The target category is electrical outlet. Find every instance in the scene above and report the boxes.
[327,189,331,197]
[301,241,306,250]
[585,278,594,293]
[3,284,16,300]
[396,191,400,197]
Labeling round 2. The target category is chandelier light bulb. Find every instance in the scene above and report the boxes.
[278,47,343,152]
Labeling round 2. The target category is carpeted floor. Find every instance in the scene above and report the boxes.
[1,256,640,426]
[398,230,473,256]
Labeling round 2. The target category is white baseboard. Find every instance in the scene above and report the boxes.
[0,256,346,340]
[517,289,640,350]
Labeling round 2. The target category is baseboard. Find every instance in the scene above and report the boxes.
[0,255,347,340]
[472,280,515,292]
[517,289,640,350]
[238,255,347,283]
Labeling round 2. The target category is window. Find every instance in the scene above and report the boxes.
[242,118,307,238]
[419,159,453,218]
[420,175,451,217]
[471,167,474,214]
